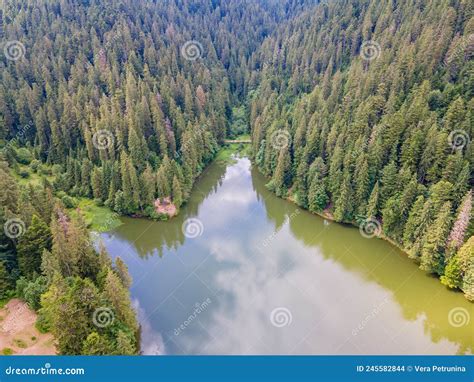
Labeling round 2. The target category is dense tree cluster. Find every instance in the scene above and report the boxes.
[1,0,473,357]
[1,0,324,354]
[249,0,473,299]
[0,156,139,354]
[1,0,314,218]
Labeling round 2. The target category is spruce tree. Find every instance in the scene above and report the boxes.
[420,202,453,275]
[16,215,52,278]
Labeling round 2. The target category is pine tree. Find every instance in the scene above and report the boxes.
[441,256,463,290]
[114,257,132,289]
[16,215,52,278]
[0,261,13,299]
[308,177,328,213]
[172,175,183,209]
[380,162,398,209]
[420,202,453,275]
[82,332,112,355]
[273,147,291,197]
[442,236,474,298]
[103,271,138,332]
[333,172,353,222]
[42,276,101,355]
[403,195,425,247]
[366,182,380,218]
[295,159,309,208]
[114,331,137,355]
[140,164,156,207]
[463,261,474,302]
[446,190,472,255]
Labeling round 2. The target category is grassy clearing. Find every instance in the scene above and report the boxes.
[12,164,55,187]
[70,198,122,233]
[215,142,251,164]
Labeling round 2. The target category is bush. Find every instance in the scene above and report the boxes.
[2,348,14,355]
[13,339,27,348]
[29,159,41,172]
[104,198,114,210]
[18,169,30,178]
[38,165,52,176]
[144,206,168,221]
[15,147,33,165]
[35,313,50,333]
[62,195,78,208]
[51,164,63,176]
[16,276,48,310]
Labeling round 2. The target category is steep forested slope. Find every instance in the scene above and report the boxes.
[1,0,321,354]
[1,0,315,217]
[249,0,473,299]
[1,0,473,357]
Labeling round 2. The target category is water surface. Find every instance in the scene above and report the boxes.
[101,156,473,355]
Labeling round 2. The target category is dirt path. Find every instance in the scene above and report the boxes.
[0,299,56,355]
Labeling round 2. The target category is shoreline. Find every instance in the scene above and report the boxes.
[252,163,473,302]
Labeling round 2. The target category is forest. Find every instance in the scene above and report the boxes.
[0,0,473,355]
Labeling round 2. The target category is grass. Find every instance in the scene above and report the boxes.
[13,339,28,349]
[216,134,252,164]
[70,198,122,233]
[215,143,251,164]
[235,133,251,141]
[9,159,119,233]
[12,164,55,187]
[0,291,16,308]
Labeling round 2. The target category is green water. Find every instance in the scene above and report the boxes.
[101,156,473,355]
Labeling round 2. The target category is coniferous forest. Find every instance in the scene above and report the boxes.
[0,0,473,356]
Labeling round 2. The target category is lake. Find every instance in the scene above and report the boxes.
[100,155,473,355]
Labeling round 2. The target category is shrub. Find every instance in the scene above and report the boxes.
[15,147,33,165]
[18,169,30,178]
[16,276,48,310]
[29,159,40,172]
[2,348,14,355]
[35,313,50,333]
[61,195,78,208]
